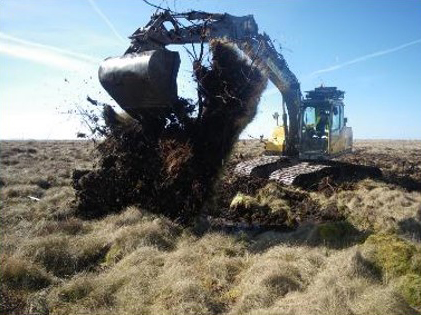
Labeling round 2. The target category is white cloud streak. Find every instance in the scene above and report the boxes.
[308,38,421,77]
[87,0,126,44]
[0,32,101,71]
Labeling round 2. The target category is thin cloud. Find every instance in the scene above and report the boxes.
[308,38,421,77]
[87,0,126,44]
[0,32,100,70]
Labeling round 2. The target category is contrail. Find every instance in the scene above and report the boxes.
[308,38,421,77]
[0,32,100,63]
[0,32,101,70]
[87,0,126,44]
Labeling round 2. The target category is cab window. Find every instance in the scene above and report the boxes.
[331,105,341,130]
[303,106,316,127]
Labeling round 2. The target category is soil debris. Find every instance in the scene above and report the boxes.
[73,40,268,224]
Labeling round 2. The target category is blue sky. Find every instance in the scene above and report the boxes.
[1,0,420,139]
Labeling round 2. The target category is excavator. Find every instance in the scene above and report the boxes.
[98,10,356,186]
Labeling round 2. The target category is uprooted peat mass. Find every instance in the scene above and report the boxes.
[72,40,268,223]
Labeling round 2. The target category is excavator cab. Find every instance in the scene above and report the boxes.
[299,86,352,159]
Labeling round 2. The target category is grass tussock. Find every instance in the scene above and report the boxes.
[362,234,420,278]
[312,179,421,233]
[0,256,52,291]
[399,273,421,308]
[104,217,182,265]
[1,184,45,199]
[21,234,109,277]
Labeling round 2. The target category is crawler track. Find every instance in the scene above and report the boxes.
[234,156,382,186]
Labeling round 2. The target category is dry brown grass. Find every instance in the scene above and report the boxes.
[1,140,420,315]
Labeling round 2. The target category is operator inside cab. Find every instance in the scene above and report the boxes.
[316,110,329,138]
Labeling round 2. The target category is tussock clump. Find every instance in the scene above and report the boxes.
[37,187,75,210]
[256,183,323,226]
[56,273,95,303]
[24,186,77,222]
[30,178,52,189]
[352,286,419,315]
[46,233,249,315]
[212,175,269,218]
[228,246,324,314]
[305,221,366,248]
[21,234,109,277]
[149,233,247,315]
[0,285,26,315]
[399,273,421,309]
[346,250,382,281]
[0,256,52,291]
[48,246,166,314]
[230,193,260,211]
[73,39,267,223]
[241,247,419,315]
[151,279,217,315]
[1,184,44,199]
[361,234,420,279]
[360,234,421,309]
[313,179,421,234]
[112,206,146,227]
[249,221,365,252]
[33,217,88,236]
[257,183,290,210]
[104,218,182,265]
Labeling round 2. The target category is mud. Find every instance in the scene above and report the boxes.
[212,173,345,229]
[338,148,421,192]
[292,161,382,192]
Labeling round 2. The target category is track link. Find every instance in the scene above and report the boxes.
[269,162,328,185]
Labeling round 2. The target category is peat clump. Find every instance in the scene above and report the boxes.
[73,40,268,223]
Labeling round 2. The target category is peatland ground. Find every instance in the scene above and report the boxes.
[1,139,420,315]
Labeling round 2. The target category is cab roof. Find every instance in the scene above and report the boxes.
[304,86,345,101]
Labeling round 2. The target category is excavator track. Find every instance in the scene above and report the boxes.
[234,156,382,186]
[234,156,329,185]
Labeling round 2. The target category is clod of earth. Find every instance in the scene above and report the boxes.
[73,40,268,223]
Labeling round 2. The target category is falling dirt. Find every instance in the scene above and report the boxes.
[73,40,268,224]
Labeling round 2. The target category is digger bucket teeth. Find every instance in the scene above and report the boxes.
[98,49,181,116]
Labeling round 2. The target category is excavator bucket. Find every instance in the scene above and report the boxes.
[98,49,181,117]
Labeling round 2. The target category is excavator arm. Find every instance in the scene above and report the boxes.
[125,11,258,52]
[99,10,301,155]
